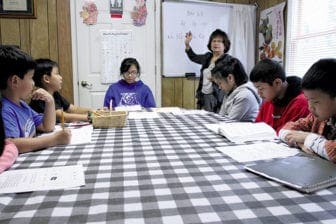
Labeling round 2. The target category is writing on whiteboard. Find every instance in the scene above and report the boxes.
[166,10,207,41]
[162,1,232,77]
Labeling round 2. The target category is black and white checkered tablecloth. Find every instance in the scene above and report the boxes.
[1,112,336,224]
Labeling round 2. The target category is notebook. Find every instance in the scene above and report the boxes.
[244,153,336,193]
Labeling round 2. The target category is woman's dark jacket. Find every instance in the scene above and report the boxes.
[185,47,232,112]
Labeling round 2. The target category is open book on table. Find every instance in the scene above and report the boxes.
[205,122,277,143]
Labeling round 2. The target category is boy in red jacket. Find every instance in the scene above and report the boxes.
[250,59,309,133]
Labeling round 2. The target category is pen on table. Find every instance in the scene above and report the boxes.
[61,109,65,130]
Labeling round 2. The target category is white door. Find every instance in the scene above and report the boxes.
[70,0,161,109]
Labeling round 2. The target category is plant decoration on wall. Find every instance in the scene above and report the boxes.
[131,0,147,26]
[80,0,98,25]
[258,2,285,64]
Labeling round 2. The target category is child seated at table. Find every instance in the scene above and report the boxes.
[103,57,156,109]
[250,58,310,132]
[0,96,18,173]
[211,57,261,122]
[30,58,92,122]
[0,45,71,153]
[279,58,336,162]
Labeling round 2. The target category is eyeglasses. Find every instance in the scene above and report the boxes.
[123,71,138,76]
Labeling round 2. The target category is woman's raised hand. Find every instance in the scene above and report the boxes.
[185,31,192,49]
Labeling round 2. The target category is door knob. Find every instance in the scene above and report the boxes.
[80,80,92,88]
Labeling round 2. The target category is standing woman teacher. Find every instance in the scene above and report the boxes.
[185,29,232,112]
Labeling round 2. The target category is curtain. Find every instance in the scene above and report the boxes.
[228,4,256,75]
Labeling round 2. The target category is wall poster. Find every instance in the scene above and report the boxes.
[258,2,285,64]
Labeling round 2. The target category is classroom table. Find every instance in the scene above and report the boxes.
[1,111,336,224]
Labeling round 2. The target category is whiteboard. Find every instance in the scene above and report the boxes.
[162,0,232,77]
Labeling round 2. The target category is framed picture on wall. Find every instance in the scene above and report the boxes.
[0,0,35,18]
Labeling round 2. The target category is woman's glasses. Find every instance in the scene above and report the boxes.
[123,71,138,76]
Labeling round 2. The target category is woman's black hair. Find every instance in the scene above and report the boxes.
[212,57,248,86]
[207,29,231,53]
[33,58,59,87]
[302,58,336,98]
[120,57,141,76]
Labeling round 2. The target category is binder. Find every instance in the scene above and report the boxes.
[244,153,336,193]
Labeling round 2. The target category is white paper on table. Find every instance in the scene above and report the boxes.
[151,107,181,113]
[216,142,300,163]
[70,125,93,145]
[39,125,93,145]
[115,105,142,111]
[0,164,85,194]
[172,109,208,116]
[128,111,160,119]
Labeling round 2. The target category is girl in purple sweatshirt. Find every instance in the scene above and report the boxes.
[104,58,156,109]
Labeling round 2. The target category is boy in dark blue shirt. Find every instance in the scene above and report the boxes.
[0,45,71,153]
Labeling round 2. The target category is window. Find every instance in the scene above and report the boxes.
[286,0,336,77]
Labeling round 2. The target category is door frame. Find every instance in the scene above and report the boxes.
[70,0,162,107]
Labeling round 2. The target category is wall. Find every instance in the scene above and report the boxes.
[162,0,255,109]
[162,77,198,109]
[0,0,73,103]
[162,0,287,109]
[0,0,287,109]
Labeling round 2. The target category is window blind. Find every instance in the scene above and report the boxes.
[286,0,336,77]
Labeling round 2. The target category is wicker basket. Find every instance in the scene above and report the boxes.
[92,111,127,128]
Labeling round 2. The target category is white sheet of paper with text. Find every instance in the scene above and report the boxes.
[216,142,299,163]
[0,164,85,194]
